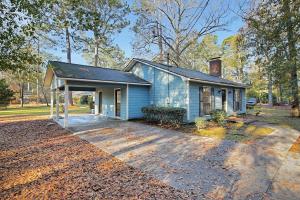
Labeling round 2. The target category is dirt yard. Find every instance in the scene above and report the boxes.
[0,118,191,200]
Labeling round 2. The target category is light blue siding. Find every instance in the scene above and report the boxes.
[188,82,246,122]
[99,86,127,120]
[227,88,234,115]
[131,63,187,108]
[189,82,200,121]
[128,85,150,119]
[101,87,115,118]
[214,87,222,110]
[241,88,246,113]
[120,87,127,119]
[130,62,246,121]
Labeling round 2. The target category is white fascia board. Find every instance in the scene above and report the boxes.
[126,59,187,80]
[59,77,151,86]
[188,78,247,88]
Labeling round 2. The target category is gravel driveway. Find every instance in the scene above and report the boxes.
[72,120,300,200]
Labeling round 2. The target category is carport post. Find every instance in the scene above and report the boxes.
[95,90,99,115]
[50,90,54,118]
[55,88,59,119]
[64,84,69,128]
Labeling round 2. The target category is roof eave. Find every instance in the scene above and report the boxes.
[59,77,151,86]
[188,78,248,88]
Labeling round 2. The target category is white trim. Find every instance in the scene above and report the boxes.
[188,78,247,88]
[126,84,129,120]
[125,59,247,88]
[64,82,69,128]
[186,80,190,121]
[125,59,187,80]
[60,77,151,86]
[114,88,121,119]
[50,90,54,118]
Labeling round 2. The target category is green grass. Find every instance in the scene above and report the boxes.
[256,106,300,131]
[0,104,90,116]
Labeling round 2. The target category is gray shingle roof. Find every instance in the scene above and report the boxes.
[129,58,247,88]
[48,61,150,85]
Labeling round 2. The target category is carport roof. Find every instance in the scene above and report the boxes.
[45,61,151,86]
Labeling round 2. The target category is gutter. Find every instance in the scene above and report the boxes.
[59,77,151,86]
[188,78,249,88]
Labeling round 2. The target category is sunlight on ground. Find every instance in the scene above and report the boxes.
[196,123,274,143]
[289,136,300,153]
[245,125,273,136]
[257,107,300,131]
[196,127,227,139]
[0,104,90,117]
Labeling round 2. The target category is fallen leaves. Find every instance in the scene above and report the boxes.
[0,119,191,200]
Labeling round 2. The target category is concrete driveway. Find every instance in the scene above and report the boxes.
[70,120,300,200]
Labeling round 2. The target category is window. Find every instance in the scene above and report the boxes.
[233,89,241,111]
[203,87,211,115]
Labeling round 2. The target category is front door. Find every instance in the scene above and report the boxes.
[221,89,226,111]
[99,92,102,114]
[115,89,121,117]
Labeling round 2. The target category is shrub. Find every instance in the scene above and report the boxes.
[195,117,207,130]
[211,109,227,125]
[141,106,186,125]
[0,79,14,109]
[88,96,94,109]
[80,95,89,104]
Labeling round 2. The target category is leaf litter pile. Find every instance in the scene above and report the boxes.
[0,119,191,199]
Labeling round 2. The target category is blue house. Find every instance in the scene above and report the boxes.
[44,58,247,127]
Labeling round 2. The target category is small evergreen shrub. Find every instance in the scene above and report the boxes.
[141,106,186,125]
[211,109,227,125]
[195,117,207,130]
[80,95,89,104]
[88,96,94,109]
[0,79,14,109]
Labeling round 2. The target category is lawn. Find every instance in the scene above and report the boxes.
[254,106,300,131]
[0,104,90,116]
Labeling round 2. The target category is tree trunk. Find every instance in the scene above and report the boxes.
[20,83,24,108]
[268,75,273,106]
[94,41,99,67]
[65,27,73,106]
[158,22,164,62]
[283,0,299,116]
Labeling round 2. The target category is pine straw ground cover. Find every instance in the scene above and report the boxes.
[0,119,191,200]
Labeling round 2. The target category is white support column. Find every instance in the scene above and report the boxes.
[95,90,99,115]
[186,80,190,122]
[64,84,69,128]
[50,90,54,118]
[56,88,59,119]
[126,84,129,120]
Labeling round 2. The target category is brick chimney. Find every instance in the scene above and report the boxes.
[209,57,222,77]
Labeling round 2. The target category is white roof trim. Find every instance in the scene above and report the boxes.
[125,59,247,88]
[188,78,247,88]
[125,59,187,80]
[60,77,151,86]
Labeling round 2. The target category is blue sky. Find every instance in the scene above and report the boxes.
[53,1,245,65]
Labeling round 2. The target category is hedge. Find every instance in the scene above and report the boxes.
[141,106,186,125]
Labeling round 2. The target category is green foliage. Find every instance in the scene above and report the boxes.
[80,95,89,104]
[0,79,14,109]
[195,117,207,130]
[88,96,94,109]
[141,106,186,125]
[0,1,44,72]
[211,109,227,125]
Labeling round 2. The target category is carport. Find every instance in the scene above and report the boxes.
[44,61,151,128]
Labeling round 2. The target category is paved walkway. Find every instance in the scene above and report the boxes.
[70,120,300,200]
